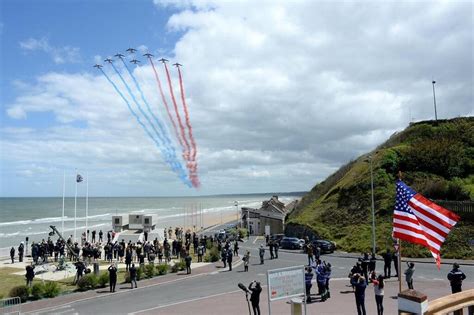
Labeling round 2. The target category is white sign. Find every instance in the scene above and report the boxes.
[267,266,305,301]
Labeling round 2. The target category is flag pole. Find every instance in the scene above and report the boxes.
[398,239,402,293]
[74,170,78,242]
[397,170,403,293]
[62,170,66,235]
[86,171,89,241]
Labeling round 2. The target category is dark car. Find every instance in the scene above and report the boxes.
[280,237,303,250]
[311,239,336,254]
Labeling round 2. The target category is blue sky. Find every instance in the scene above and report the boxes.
[0,0,472,197]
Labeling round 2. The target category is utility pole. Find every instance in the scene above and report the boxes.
[432,80,438,123]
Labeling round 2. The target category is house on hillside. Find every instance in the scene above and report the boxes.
[241,196,293,236]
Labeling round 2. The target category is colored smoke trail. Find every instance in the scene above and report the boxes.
[104,65,191,187]
[163,62,192,165]
[176,65,199,187]
[121,58,175,153]
[148,57,185,153]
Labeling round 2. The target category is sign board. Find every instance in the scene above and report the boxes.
[265,225,271,236]
[267,266,305,301]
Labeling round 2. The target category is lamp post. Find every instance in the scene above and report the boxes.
[432,80,438,123]
[369,156,376,254]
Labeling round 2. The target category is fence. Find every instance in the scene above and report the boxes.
[434,200,474,221]
[425,289,474,315]
[0,297,21,315]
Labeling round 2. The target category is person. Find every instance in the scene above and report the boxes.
[91,230,96,243]
[227,249,233,271]
[244,250,250,272]
[392,250,399,277]
[325,262,332,299]
[108,263,118,292]
[447,263,466,294]
[351,274,367,315]
[305,267,313,303]
[233,240,239,256]
[382,250,392,278]
[25,263,35,287]
[185,252,192,274]
[314,246,321,261]
[360,253,370,283]
[249,281,262,315]
[369,253,377,275]
[10,247,15,264]
[274,241,279,259]
[74,261,85,284]
[18,242,24,262]
[316,262,328,301]
[259,244,265,264]
[197,244,204,262]
[99,230,103,242]
[221,248,227,268]
[307,244,314,265]
[129,263,137,289]
[269,240,274,259]
[404,262,415,289]
[373,274,384,315]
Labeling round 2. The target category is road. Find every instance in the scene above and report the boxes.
[25,231,474,314]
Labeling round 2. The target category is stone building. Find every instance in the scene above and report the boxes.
[241,196,291,236]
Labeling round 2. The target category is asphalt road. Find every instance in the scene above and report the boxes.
[28,233,474,315]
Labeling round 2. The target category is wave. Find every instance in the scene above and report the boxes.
[0,223,109,239]
[0,213,112,227]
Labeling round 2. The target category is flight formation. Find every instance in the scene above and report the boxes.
[94,48,199,188]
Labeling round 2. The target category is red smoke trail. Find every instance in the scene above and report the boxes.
[176,66,198,164]
[163,61,199,187]
[148,57,185,155]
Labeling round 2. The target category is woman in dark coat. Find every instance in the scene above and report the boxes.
[108,263,118,292]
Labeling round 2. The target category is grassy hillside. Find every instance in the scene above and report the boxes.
[287,117,474,259]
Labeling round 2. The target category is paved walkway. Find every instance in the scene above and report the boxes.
[137,278,474,315]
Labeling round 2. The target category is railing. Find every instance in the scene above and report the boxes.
[425,289,474,315]
[0,296,21,315]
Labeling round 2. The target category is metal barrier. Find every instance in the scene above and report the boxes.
[425,289,474,315]
[0,297,21,315]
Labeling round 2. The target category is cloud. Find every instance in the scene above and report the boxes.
[2,1,472,196]
[19,37,81,64]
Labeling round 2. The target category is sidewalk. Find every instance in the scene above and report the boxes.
[19,256,242,314]
[138,278,474,315]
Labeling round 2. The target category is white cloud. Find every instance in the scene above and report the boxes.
[2,1,472,196]
[19,37,81,64]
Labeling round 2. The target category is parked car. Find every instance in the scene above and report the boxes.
[269,233,285,245]
[280,237,303,250]
[311,239,336,254]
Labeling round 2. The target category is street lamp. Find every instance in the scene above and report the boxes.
[368,155,376,254]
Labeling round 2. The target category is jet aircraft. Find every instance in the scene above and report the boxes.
[126,48,137,53]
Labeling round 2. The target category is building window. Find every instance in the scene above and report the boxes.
[144,218,150,224]
[115,218,120,224]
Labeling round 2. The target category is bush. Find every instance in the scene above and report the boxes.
[43,282,61,298]
[31,282,45,300]
[137,266,144,280]
[9,285,29,303]
[124,273,130,283]
[171,261,186,273]
[76,274,98,291]
[156,264,168,275]
[204,246,220,262]
[145,264,155,279]
[98,272,109,288]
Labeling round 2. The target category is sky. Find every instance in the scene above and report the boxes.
[0,0,472,197]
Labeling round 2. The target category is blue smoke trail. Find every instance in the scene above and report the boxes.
[99,68,191,187]
[113,61,191,186]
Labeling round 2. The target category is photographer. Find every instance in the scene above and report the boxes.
[350,273,367,315]
[248,281,262,315]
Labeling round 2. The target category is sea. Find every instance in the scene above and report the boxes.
[0,194,302,252]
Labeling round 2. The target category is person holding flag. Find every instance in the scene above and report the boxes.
[392,179,460,273]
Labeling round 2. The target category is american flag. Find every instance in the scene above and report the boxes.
[393,180,460,267]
